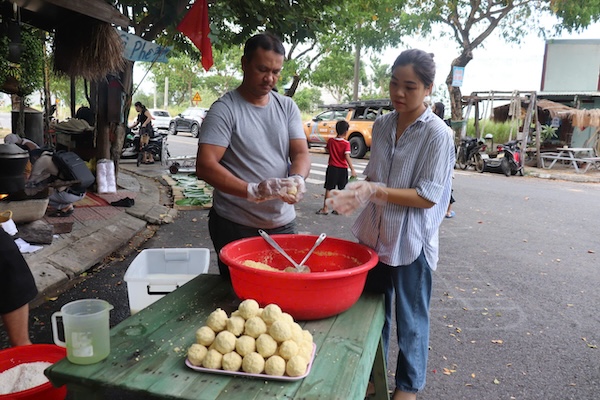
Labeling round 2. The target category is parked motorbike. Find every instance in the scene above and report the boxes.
[456,137,487,172]
[121,127,166,163]
[482,139,524,176]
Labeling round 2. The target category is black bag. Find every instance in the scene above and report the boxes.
[52,151,95,193]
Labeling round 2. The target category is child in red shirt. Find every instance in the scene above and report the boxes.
[317,120,357,215]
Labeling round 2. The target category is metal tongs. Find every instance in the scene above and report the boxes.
[258,230,326,273]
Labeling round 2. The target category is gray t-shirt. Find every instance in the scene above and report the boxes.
[198,89,305,228]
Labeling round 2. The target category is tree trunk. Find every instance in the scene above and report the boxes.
[446,51,473,141]
[286,75,300,97]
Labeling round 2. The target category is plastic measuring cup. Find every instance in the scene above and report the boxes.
[51,299,113,365]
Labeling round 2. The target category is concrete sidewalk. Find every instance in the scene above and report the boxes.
[18,157,600,304]
[22,162,177,302]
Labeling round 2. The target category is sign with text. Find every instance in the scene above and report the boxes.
[452,66,465,87]
[116,29,172,63]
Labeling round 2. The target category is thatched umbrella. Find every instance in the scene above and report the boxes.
[53,15,125,81]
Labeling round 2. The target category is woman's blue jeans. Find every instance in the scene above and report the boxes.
[364,250,432,393]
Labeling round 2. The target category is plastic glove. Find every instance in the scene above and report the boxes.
[247,178,295,203]
[279,174,306,203]
[325,181,388,215]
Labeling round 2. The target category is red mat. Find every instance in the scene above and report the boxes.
[74,192,110,207]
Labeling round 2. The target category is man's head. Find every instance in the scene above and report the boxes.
[240,33,285,100]
[335,120,349,137]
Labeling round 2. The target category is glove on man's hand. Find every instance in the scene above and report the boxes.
[279,175,306,203]
[325,181,387,215]
[247,178,296,203]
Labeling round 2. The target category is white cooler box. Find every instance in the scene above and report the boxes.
[124,248,210,314]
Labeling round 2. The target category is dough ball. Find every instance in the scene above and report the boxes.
[236,335,256,357]
[298,340,314,361]
[238,299,260,319]
[302,329,313,343]
[244,316,267,338]
[290,323,304,343]
[269,319,292,342]
[261,304,283,325]
[214,330,237,354]
[280,313,294,325]
[196,326,215,346]
[202,349,223,369]
[265,355,286,376]
[278,340,299,360]
[242,352,265,374]
[206,308,228,332]
[231,310,242,318]
[187,343,208,366]
[222,351,243,372]
[256,333,278,358]
[286,355,308,377]
[195,326,216,346]
[226,315,245,337]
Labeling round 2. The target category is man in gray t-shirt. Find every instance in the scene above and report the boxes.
[196,33,310,280]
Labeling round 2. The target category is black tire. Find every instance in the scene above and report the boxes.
[501,157,511,176]
[169,122,177,135]
[136,151,143,167]
[191,123,200,138]
[349,136,367,158]
[169,163,180,174]
[474,153,484,173]
[457,147,468,170]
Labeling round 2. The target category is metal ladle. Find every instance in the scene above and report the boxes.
[296,233,327,271]
[258,230,304,272]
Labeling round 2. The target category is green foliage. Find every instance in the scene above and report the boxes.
[311,51,365,102]
[0,25,44,96]
[293,87,322,113]
[464,119,521,144]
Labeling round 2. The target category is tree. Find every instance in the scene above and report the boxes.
[398,1,600,122]
[311,51,368,103]
[293,87,322,113]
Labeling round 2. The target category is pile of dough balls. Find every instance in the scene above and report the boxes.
[187,299,314,377]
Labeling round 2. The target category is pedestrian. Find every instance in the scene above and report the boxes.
[195,32,310,281]
[316,120,357,215]
[130,101,154,164]
[0,228,38,348]
[432,102,456,218]
[4,133,41,179]
[26,151,88,217]
[327,49,455,400]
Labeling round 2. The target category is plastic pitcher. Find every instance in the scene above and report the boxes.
[51,299,113,365]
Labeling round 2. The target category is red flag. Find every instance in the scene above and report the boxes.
[177,0,213,71]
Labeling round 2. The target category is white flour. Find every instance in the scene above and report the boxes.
[0,361,52,394]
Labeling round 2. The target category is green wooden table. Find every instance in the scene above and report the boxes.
[46,274,388,399]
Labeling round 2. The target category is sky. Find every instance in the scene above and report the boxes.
[380,21,600,99]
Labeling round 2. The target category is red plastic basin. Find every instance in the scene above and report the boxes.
[0,344,66,400]
[220,234,379,320]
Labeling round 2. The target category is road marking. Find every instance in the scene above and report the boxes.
[308,162,367,185]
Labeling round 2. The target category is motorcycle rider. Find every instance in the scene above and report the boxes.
[130,101,155,164]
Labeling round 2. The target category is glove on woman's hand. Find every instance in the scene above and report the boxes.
[247,178,297,203]
[325,181,387,215]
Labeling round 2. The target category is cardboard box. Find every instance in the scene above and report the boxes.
[124,248,210,314]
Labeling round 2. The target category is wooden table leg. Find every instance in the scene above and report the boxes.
[372,337,390,400]
[67,383,105,400]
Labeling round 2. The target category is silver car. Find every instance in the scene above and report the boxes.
[149,109,172,132]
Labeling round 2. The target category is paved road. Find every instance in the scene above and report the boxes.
[4,154,600,399]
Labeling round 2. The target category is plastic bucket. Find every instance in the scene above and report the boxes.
[51,299,113,365]
[220,234,379,320]
[0,344,66,399]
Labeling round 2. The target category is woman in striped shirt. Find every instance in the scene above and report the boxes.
[327,49,455,400]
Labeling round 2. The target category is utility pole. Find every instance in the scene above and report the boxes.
[352,24,361,101]
[164,77,169,109]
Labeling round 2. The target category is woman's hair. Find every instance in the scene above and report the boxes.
[134,101,147,111]
[244,33,285,62]
[391,49,436,87]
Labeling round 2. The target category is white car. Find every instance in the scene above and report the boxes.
[149,109,172,132]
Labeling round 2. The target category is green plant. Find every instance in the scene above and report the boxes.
[540,124,558,142]
[0,24,44,96]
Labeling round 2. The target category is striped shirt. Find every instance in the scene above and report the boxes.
[351,107,455,271]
